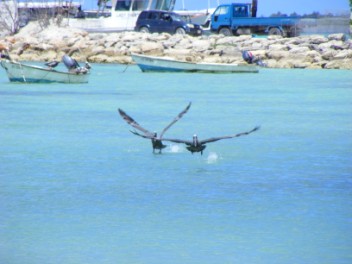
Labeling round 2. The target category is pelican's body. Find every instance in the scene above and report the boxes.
[151,136,167,152]
[183,134,207,154]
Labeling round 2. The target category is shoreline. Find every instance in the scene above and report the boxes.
[1,22,352,69]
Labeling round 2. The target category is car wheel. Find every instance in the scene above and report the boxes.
[140,27,150,33]
[287,26,299,37]
[219,27,232,36]
[176,27,186,35]
[268,27,283,36]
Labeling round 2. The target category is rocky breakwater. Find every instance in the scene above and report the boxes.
[1,22,352,69]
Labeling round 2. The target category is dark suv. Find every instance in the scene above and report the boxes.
[135,10,202,36]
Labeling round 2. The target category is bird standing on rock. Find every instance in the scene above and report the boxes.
[118,102,192,154]
[160,126,260,155]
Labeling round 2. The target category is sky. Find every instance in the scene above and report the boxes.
[81,0,350,16]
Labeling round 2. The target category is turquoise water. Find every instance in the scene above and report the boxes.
[1,64,352,264]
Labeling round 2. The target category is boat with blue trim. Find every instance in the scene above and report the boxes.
[0,55,91,83]
[131,53,259,73]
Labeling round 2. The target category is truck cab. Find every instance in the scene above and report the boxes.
[211,3,252,35]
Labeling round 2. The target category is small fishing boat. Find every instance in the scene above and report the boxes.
[0,55,91,83]
[131,53,259,73]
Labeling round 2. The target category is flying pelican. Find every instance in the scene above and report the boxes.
[45,60,59,69]
[160,126,260,155]
[118,102,192,153]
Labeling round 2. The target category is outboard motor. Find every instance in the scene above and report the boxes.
[242,50,254,64]
[242,50,266,67]
[62,54,80,70]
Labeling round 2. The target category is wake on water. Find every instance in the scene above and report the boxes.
[206,152,219,164]
[168,144,183,153]
[168,144,220,163]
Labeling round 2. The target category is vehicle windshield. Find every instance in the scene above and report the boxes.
[170,13,185,22]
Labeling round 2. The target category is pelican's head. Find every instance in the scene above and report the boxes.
[192,134,198,145]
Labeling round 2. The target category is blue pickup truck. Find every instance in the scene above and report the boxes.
[210,3,301,37]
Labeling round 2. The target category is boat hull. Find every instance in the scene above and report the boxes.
[131,53,258,73]
[1,60,90,83]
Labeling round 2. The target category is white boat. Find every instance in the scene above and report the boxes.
[131,53,259,73]
[0,57,91,83]
[67,0,177,32]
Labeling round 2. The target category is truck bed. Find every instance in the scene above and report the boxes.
[231,17,301,27]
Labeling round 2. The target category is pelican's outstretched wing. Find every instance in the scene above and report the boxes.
[159,102,192,139]
[130,129,153,139]
[118,108,154,137]
[159,137,193,145]
[200,126,260,144]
